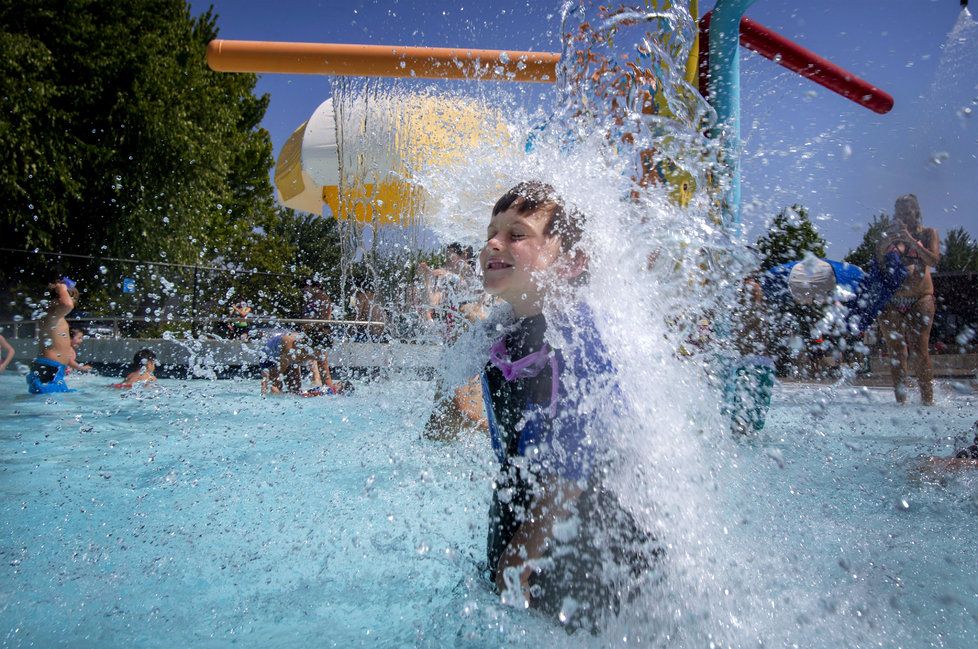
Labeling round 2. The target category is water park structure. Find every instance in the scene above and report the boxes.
[206,0,894,229]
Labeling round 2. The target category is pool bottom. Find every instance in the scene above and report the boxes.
[0,374,976,648]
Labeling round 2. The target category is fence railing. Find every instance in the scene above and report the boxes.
[0,317,386,340]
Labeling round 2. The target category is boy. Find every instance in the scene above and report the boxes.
[27,278,79,394]
[66,328,94,374]
[478,181,656,631]
[121,349,158,386]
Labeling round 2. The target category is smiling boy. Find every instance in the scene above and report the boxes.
[479,181,656,631]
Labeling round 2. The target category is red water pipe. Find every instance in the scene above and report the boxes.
[698,11,894,114]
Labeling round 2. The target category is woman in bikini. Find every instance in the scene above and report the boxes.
[876,194,941,405]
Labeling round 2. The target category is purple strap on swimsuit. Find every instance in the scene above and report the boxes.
[489,337,559,417]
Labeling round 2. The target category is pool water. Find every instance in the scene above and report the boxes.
[1,373,976,647]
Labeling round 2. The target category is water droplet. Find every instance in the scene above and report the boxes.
[929,151,949,166]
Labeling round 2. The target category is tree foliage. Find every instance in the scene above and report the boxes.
[0,0,331,316]
[754,205,827,271]
[938,227,978,273]
[844,212,891,269]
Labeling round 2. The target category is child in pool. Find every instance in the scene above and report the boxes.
[478,181,657,631]
[27,278,79,394]
[66,328,94,374]
[920,421,978,472]
[120,349,158,387]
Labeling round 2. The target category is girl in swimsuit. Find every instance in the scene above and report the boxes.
[875,194,941,405]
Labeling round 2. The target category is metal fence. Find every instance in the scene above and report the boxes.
[0,317,387,342]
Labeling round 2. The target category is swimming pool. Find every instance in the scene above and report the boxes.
[1,373,976,647]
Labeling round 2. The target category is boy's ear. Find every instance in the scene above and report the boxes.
[556,248,588,281]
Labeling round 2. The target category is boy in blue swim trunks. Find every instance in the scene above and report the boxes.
[27,278,79,394]
[478,181,657,631]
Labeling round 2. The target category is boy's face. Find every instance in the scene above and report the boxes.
[480,206,563,315]
[70,332,83,348]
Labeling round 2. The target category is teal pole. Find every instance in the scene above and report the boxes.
[707,0,757,230]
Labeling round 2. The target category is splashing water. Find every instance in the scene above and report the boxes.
[415,2,959,645]
[419,1,767,643]
[909,6,977,205]
[8,3,978,648]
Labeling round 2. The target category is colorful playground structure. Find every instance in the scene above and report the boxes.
[206,1,893,229]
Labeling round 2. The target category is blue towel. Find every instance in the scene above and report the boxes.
[761,253,907,333]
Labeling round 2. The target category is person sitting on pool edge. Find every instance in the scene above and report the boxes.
[27,278,80,394]
[478,181,659,632]
[259,329,346,396]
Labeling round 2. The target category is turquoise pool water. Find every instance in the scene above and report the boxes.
[1,373,976,647]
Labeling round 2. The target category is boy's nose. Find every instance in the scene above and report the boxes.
[484,236,502,251]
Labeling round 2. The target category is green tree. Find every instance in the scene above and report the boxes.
[0,0,292,313]
[938,227,978,273]
[844,212,891,269]
[754,205,827,270]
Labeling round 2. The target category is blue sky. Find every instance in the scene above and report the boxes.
[194,1,975,257]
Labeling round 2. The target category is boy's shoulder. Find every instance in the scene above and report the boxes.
[547,303,613,375]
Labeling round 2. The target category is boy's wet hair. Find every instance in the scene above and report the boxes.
[69,327,85,339]
[130,348,157,371]
[492,181,585,252]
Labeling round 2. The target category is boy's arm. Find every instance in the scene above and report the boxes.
[48,282,74,316]
[319,351,335,389]
[67,358,93,372]
[495,477,583,604]
[0,336,13,371]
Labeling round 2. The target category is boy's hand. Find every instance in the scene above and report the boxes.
[495,558,532,608]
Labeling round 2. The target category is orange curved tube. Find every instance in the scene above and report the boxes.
[206,40,560,83]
